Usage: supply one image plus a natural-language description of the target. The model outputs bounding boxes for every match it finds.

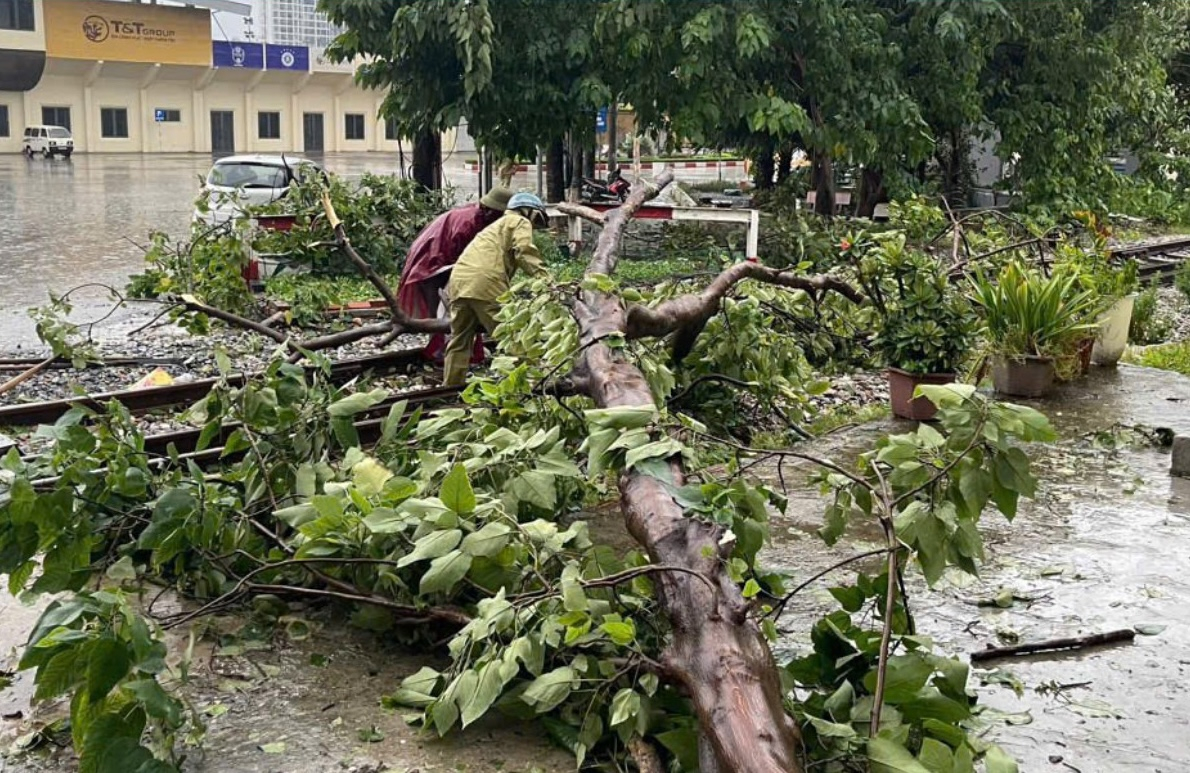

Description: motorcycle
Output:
[580,167,631,203]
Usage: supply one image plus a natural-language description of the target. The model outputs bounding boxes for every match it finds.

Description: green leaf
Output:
[1134,623,1166,636]
[808,715,857,739]
[397,529,462,568]
[585,405,656,430]
[600,620,636,646]
[352,457,393,496]
[357,725,385,743]
[105,556,137,582]
[656,727,700,771]
[521,667,575,713]
[86,638,131,704]
[327,388,387,418]
[388,666,441,708]
[862,654,933,703]
[868,736,932,773]
[259,741,287,754]
[507,471,556,510]
[123,679,182,726]
[917,738,954,773]
[609,687,641,727]
[460,661,507,727]
[460,522,512,557]
[984,745,1019,773]
[440,464,476,515]
[419,550,472,595]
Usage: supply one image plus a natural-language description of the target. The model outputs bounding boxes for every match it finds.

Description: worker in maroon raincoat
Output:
[396,186,513,362]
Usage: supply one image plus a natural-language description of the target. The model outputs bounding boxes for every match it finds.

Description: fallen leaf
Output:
[1134,623,1166,636]
[1064,699,1124,719]
[357,725,385,743]
[203,704,229,718]
[259,741,287,754]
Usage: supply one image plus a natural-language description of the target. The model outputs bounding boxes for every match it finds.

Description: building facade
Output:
[0,0,403,155]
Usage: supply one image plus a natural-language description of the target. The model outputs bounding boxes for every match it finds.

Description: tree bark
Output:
[607,103,619,172]
[546,138,566,203]
[812,150,835,216]
[568,133,583,202]
[753,139,776,190]
[572,173,802,773]
[776,143,794,186]
[412,130,442,191]
[856,167,884,218]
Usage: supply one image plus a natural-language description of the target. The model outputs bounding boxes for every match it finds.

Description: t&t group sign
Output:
[45,0,211,66]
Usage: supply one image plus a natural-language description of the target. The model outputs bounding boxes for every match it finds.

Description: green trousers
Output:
[443,297,500,386]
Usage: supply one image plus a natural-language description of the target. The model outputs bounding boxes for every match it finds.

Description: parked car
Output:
[194,154,325,225]
[23,125,74,158]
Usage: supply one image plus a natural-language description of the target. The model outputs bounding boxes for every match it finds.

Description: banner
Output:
[266,44,309,72]
[45,0,211,66]
[213,40,263,69]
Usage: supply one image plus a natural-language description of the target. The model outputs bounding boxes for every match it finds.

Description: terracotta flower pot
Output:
[887,368,956,421]
[991,355,1056,398]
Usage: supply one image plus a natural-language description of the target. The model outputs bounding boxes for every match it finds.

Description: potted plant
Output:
[871,253,974,421]
[1053,240,1139,367]
[970,261,1100,398]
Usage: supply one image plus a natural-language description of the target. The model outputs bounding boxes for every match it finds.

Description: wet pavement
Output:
[767,365,1190,773]
[0,153,746,348]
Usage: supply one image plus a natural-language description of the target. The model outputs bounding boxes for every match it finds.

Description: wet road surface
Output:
[767,365,1190,773]
[0,153,745,348]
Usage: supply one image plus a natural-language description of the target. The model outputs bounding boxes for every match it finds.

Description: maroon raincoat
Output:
[397,203,503,362]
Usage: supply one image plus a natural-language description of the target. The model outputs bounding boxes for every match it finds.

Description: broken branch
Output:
[555,202,608,225]
[970,629,1137,663]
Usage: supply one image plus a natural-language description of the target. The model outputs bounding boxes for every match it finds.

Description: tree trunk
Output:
[607,103,619,172]
[813,150,835,216]
[412,130,442,191]
[753,139,776,190]
[547,137,566,203]
[856,167,884,218]
[572,173,802,772]
[568,134,584,202]
[776,143,794,185]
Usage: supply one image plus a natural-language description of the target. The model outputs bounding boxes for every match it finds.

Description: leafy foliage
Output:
[1123,340,1190,376]
[970,261,1100,359]
[1128,280,1173,346]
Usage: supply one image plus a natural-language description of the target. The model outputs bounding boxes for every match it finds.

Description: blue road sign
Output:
[596,107,609,133]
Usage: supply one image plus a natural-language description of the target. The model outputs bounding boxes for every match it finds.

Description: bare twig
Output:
[768,548,892,621]
[0,356,55,397]
[555,202,608,225]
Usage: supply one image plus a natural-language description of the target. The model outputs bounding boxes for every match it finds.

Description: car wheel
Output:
[63,151,73,159]
[41,149,51,159]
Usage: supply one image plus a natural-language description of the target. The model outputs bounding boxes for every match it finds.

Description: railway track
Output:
[1110,236,1190,284]
[26,384,461,490]
[0,348,428,427]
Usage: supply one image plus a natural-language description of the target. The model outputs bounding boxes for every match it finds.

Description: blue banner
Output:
[596,107,608,133]
[266,44,309,72]
[213,41,264,69]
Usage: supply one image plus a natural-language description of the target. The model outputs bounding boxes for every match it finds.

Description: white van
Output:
[23,125,74,158]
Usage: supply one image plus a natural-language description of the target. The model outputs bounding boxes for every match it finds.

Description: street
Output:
[0,152,745,347]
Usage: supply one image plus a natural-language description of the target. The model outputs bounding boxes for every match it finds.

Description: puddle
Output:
[764,365,1190,772]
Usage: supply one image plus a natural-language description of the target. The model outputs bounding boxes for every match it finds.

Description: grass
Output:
[1123,341,1190,376]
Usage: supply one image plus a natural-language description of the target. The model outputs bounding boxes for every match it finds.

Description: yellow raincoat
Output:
[448,211,545,301]
[443,212,546,385]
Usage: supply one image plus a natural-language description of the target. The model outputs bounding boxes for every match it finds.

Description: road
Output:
[0,152,745,347]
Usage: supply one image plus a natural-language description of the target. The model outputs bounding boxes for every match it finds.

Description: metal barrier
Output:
[545,204,761,259]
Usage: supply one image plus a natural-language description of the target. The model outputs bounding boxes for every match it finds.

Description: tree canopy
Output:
[320,0,1190,211]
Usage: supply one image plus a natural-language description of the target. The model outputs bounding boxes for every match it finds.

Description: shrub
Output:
[1129,281,1173,345]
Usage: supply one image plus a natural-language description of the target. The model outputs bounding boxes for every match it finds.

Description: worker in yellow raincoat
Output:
[444,192,550,386]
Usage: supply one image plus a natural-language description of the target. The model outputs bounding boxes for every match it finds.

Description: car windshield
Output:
[207,162,291,189]
[48,128,71,138]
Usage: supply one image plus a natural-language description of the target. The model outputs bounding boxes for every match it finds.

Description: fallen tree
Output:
[1,176,1055,773]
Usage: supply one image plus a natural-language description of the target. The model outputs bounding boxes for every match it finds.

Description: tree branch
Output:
[555,202,607,225]
[320,189,450,335]
[624,263,864,359]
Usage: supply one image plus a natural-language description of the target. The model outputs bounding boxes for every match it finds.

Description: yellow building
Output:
[0,0,406,154]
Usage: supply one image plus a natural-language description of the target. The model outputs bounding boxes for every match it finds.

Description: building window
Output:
[384,116,399,141]
[156,109,181,123]
[0,0,35,31]
[0,105,9,138]
[42,106,71,131]
[101,108,129,139]
[344,113,364,141]
[258,111,281,140]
